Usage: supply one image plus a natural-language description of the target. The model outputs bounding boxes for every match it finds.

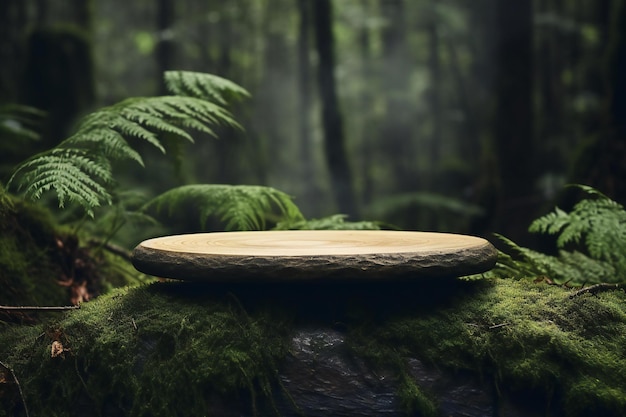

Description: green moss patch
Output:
[348,278,626,416]
[1,278,625,417]
[0,189,140,321]
[0,193,69,310]
[0,284,291,417]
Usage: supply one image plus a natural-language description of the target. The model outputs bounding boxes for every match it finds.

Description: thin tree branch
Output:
[0,360,30,417]
[88,239,132,261]
[569,283,625,299]
[0,305,80,311]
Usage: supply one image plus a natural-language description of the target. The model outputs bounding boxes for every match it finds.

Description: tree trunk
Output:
[492,0,536,242]
[312,0,358,217]
[156,0,176,94]
[379,0,416,193]
[0,0,26,101]
[296,0,320,214]
[572,0,626,203]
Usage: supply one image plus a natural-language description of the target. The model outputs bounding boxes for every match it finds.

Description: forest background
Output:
[1,0,625,249]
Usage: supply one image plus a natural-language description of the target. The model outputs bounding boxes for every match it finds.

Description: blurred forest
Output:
[1,0,625,246]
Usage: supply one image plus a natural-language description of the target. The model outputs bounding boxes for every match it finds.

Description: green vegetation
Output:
[1,278,624,417]
[1,67,625,416]
[349,278,626,417]
[8,71,248,217]
[492,185,626,285]
[144,184,304,231]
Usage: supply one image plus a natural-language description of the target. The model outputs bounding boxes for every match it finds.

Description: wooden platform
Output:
[131,230,497,283]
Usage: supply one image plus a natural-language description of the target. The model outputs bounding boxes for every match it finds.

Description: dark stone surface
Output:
[272,328,547,417]
[276,329,400,416]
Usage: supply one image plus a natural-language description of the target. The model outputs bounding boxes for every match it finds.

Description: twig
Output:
[0,305,80,312]
[489,323,510,330]
[88,239,132,261]
[0,360,30,417]
[569,283,625,299]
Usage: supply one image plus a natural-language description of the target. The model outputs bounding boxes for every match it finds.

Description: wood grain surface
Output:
[131,230,497,282]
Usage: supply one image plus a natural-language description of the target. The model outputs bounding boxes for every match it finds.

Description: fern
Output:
[529,185,626,273]
[491,233,617,284]
[164,71,250,105]
[143,184,304,231]
[0,104,45,141]
[274,214,381,230]
[493,185,626,284]
[8,71,248,216]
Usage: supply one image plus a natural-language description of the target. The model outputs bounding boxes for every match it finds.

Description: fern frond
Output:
[164,71,250,105]
[529,185,626,265]
[497,185,626,284]
[8,71,249,216]
[0,104,45,141]
[9,148,113,217]
[274,214,381,230]
[143,184,304,231]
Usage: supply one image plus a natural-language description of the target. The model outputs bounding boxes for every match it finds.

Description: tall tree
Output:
[312,0,357,216]
[572,0,626,203]
[156,0,176,94]
[379,0,416,193]
[296,0,318,211]
[491,0,536,242]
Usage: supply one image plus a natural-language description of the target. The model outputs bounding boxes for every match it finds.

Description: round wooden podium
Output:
[131,230,497,282]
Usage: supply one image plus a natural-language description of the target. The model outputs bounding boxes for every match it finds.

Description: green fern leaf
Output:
[8,71,249,216]
[143,184,304,231]
[9,149,113,216]
[164,71,250,104]
[498,185,626,284]
[275,214,381,230]
[0,104,45,141]
[528,207,570,236]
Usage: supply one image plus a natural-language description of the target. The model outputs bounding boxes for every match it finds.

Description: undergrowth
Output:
[491,185,626,285]
[347,278,626,417]
[1,279,625,417]
[0,284,291,417]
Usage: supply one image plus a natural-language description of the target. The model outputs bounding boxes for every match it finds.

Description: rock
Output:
[131,230,498,282]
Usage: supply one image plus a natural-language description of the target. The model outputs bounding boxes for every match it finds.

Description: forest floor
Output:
[1,192,625,417]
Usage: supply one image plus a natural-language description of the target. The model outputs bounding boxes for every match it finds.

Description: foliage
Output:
[0,192,72,310]
[491,185,626,284]
[274,213,381,230]
[7,71,249,217]
[365,191,484,230]
[144,184,304,231]
[2,279,625,416]
[0,104,44,142]
[349,278,626,417]
[0,283,291,416]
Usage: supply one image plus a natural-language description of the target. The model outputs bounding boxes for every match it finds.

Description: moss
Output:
[0,194,69,308]
[0,190,143,316]
[0,283,291,417]
[1,278,625,416]
[348,278,626,416]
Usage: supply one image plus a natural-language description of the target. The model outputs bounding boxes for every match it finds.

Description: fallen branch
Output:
[0,305,80,312]
[569,283,625,299]
[0,360,30,417]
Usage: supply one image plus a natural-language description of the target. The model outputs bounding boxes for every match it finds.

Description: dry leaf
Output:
[51,340,64,358]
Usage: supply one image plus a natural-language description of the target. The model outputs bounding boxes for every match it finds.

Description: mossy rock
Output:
[0,191,69,309]
[0,188,139,323]
[1,278,625,417]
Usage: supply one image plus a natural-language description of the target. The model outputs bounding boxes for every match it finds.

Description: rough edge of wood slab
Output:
[131,237,498,282]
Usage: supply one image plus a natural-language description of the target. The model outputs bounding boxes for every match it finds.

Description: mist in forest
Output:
[1,0,624,245]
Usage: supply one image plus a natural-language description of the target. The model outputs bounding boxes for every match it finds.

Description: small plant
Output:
[8,71,249,217]
[493,185,626,285]
[144,184,304,231]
